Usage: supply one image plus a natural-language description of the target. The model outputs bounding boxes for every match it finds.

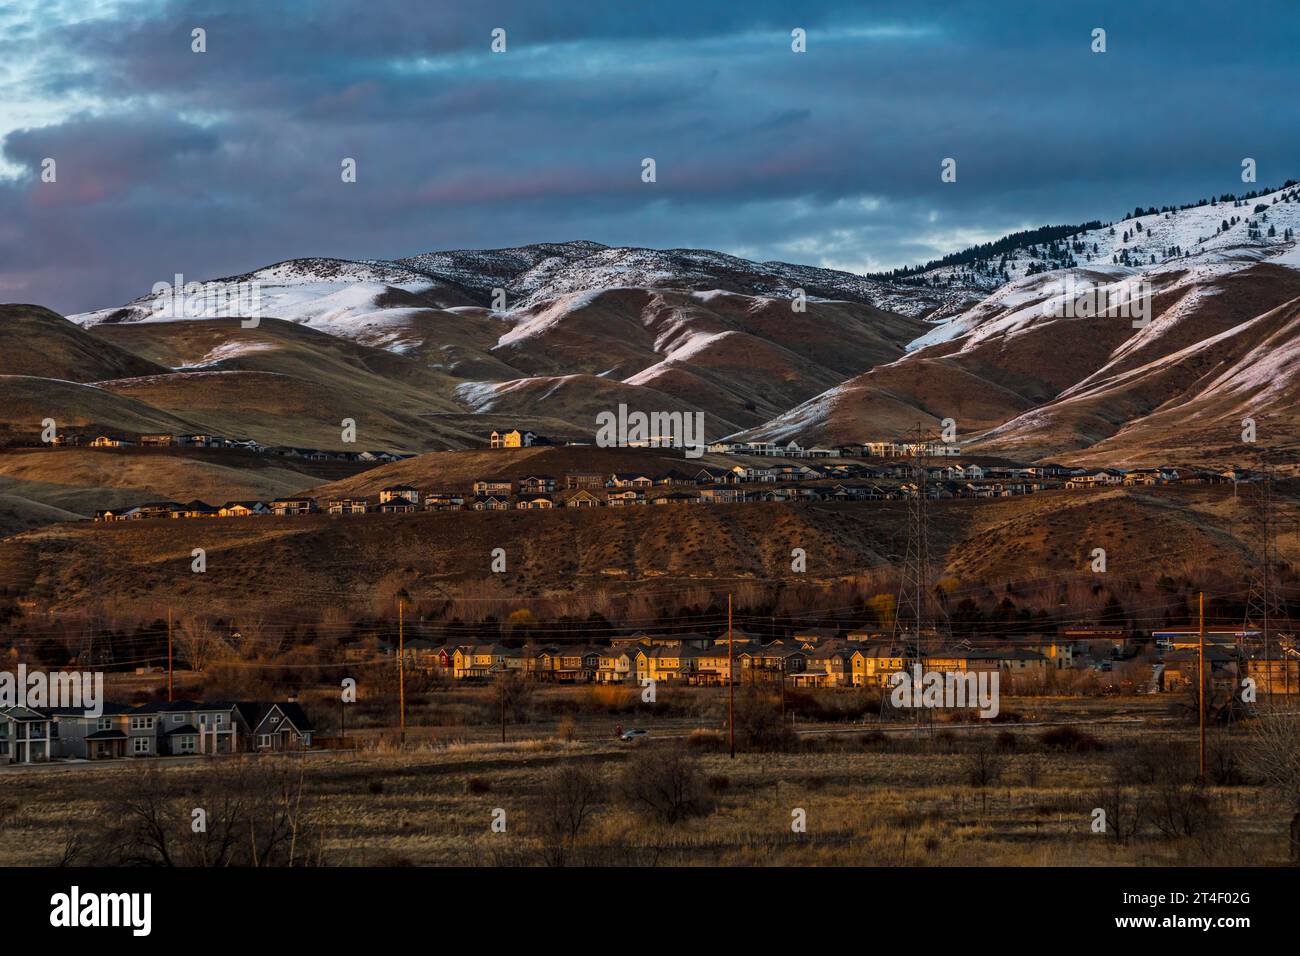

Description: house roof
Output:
[85,729,128,741]
[258,701,314,733]
[0,706,47,721]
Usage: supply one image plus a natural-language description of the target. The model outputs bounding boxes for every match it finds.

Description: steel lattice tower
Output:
[1243,461,1290,697]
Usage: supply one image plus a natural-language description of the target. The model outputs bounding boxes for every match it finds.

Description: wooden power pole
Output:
[167,607,173,702]
[728,592,735,760]
[1198,591,1206,782]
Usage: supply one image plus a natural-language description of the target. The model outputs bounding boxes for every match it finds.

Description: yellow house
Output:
[453,644,512,679]
[692,648,734,685]
[596,650,634,683]
[635,646,700,683]
[850,646,907,687]
[489,429,535,449]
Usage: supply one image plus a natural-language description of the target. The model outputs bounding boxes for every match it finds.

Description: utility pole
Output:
[167,607,173,702]
[500,678,506,744]
[398,598,406,748]
[728,592,735,759]
[1198,591,1206,782]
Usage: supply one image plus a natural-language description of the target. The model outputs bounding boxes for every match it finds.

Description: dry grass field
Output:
[0,714,1286,867]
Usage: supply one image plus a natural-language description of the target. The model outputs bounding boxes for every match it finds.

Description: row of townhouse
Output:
[1064,467,1247,489]
[51,432,410,463]
[386,632,1068,689]
[97,474,1051,521]
[0,699,314,765]
[706,440,846,458]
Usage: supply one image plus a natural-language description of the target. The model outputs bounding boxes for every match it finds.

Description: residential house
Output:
[270,497,318,516]
[635,646,702,683]
[153,700,250,755]
[0,707,53,763]
[516,494,555,510]
[652,491,701,505]
[249,702,314,751]
[470,495,511,511]
[518,475,557,494]
[607,489,646,506]
[490,429,536,449]
[565,473,605,490]
[327,498,369,515]
[379,485,420,506]
[698,487,743,504]
[473,478,513,497]
[219,500,271,517]
[47,704,135,759]
[691,647,734,685]
[453,645,514,679]
[851,646,907,688]
[425,492,466,511]
[562,489,603,508]
[608,473,655,490]
[595,649,635,683]
[738,643,808,679]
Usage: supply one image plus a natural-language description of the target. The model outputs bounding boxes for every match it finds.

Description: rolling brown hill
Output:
[0,447,357,521]
[302,445,732,499]
[744,259,1300,467]
[0,304,168,382]
[3,484,1289,620]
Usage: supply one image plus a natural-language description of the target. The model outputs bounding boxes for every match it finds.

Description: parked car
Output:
[619,728,648,742]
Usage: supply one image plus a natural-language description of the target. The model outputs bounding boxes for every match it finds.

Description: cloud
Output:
[2,0,1298,313]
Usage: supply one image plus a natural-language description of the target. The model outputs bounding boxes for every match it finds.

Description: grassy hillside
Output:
[0,447,359,520]
[2,484,1289,620]
[0,304,167,382]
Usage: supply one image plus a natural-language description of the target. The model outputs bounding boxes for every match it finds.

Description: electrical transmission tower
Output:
[1243,460,1292,698]
[893,429,953,730]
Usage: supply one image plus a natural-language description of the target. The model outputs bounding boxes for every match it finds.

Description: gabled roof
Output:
[256,701,314,733]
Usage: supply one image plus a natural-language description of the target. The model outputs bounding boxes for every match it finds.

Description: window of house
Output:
[172,714,183,723]
[258,734,272,748]
[98,718,112,730]
[133,737,150,754]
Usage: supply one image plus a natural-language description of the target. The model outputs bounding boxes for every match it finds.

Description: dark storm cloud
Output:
[1,0,1297,312]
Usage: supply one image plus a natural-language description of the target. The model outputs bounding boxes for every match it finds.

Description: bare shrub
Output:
[965,747,1003,788]
[1088,775,1145,845]
[733,685,796,751]
[65,759,324,867]
[535,763,604,866]
[1040,726,1103,752]
[1243,707,1300,862]
[618,745,713,824]
[556,715,579,743]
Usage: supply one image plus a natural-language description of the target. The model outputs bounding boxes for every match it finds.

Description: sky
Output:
[2,0,1298,314]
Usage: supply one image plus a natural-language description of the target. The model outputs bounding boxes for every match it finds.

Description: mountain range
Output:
[4,179,1300,474]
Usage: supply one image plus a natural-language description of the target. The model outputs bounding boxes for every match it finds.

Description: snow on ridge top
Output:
[226,256,431,286]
